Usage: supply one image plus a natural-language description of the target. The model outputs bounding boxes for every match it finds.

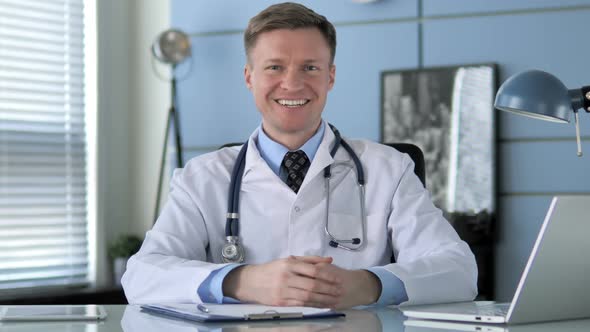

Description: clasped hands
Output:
[223,256,382,309]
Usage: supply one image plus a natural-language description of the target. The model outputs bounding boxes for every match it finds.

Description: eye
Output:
[266,65,281,71]
[304,65,319,71]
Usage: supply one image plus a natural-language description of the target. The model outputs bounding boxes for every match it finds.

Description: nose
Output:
[280,68,304,91]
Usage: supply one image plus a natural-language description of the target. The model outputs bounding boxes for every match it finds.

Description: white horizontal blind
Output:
[0,0,89,290]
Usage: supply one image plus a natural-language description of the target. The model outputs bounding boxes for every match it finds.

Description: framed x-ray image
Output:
[381,64,497,214]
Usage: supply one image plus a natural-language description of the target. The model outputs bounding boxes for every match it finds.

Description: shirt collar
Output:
[256,121,326,176]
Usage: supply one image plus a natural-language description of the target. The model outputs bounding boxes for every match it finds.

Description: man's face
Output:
[245,28,335,146]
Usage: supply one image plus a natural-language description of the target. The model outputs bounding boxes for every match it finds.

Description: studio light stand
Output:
[151,29,192,223]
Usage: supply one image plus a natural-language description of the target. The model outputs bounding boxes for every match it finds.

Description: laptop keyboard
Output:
[472,303,510,317]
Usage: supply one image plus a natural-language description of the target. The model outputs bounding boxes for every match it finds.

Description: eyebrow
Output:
[262,58,321,64]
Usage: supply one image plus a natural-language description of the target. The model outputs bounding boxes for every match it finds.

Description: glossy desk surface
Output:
[1,305,590,332]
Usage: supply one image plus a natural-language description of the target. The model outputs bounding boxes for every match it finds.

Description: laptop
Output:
[403,317,590,332]
[404,318,508,332]
[401,195,590,325]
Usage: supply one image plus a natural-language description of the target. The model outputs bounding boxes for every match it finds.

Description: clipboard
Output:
[140,303,345,323]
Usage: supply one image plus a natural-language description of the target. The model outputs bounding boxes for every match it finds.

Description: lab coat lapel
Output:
[299,122,336,188]
[238,123,342,191]
[240,128,285,188]
[242,129,266,177]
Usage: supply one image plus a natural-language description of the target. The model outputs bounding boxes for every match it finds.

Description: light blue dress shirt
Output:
[197,122,408,305]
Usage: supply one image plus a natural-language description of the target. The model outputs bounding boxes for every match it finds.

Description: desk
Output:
[0,305,589,332]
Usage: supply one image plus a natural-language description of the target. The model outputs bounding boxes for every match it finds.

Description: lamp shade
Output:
[151,29,191,65]
[494,70,572,123]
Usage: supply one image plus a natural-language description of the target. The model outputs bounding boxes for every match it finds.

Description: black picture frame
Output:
[381,63,498,300]
[381,63,497,215]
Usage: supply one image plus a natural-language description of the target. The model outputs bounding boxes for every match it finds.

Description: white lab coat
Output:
[122,125,478,305]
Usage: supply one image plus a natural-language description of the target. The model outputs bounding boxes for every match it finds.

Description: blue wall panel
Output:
[500,113,590,141]
[422,10,590,139]
[176,34,257,147]
[499,141,590,193]
[172,0,417,33]
[324,23,418,141]
[423,0,590,16]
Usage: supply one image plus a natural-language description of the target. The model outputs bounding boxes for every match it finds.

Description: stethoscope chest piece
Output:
[221,236,244,263]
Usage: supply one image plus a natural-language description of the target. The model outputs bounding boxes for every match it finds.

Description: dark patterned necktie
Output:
[282,150,311,193]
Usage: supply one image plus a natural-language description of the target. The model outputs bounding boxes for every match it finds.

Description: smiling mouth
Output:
[275,99,310,108]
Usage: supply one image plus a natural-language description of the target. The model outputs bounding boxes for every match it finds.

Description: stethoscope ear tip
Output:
[329,241,339,248]
[352,238,361,245]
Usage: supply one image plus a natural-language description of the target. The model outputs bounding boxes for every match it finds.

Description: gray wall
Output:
[171,0,590,300]
[96,0,170,287]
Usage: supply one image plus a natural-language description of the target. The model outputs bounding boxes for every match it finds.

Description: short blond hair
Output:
[244,2,337,64]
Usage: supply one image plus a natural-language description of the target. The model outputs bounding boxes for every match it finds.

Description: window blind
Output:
[0,0,89,290]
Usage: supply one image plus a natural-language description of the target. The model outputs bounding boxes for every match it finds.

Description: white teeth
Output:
[277,99,308,107]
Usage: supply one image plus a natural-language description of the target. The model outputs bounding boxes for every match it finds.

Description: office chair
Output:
[219,142,426,187]
[383,143,426,187]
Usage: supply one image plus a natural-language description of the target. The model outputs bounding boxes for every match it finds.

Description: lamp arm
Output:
[568,86,589,157]
[569,86,590,113]
[582,85,590,113]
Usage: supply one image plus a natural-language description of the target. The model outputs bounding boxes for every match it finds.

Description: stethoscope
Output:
[221,124,367,263]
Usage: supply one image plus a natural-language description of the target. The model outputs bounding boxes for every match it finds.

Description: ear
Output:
[244,64,253,90]
[328,64,336,91]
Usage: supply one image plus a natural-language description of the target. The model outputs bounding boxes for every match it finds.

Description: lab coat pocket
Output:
[326,212,390,269]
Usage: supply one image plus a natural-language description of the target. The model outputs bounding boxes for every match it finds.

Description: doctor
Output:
[122,2,477,309]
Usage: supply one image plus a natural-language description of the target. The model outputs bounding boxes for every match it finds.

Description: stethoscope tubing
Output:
[226,141,248,237]
[224,124,366,262]
[324,174,367,251]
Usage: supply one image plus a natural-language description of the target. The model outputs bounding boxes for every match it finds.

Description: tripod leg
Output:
[154,107,173,224]
[171,105,183,168]
[171,77,184,168]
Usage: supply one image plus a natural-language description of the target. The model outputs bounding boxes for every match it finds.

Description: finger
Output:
[291,255,333,264]
[286,274,343,297]
[277,299,332,309]
[282,287,340,307]
[289,261,342,284]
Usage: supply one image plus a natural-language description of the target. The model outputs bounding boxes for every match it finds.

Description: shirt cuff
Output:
[197,264,245,304]
[366,267,408,306]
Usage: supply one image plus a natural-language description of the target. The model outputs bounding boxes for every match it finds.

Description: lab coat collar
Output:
[242,120,338,187]
[242,130,271,180]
